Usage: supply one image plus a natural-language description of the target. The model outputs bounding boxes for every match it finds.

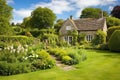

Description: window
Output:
[66,26,71,30]
[86,35,93,42]
[64,36,73,44]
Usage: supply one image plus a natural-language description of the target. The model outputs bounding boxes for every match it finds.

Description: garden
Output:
[0,0,120,80]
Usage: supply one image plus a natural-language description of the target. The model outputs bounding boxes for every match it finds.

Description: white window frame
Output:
[64,36,73,44]
[86,35,93,42]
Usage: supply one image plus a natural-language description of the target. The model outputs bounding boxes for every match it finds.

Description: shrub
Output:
[0,42,7,49]
[30,30,41,37]
[68,52,80,64]
[97,43,109,50]
[106,17,120,28]
[62,56,72,65]
[13,27,22,34]
[107,26,120,40]
[0,35,34,45]
[108,30,120,52]
[92,30,107,45]
[48,48,67,59]
[32,50,55,70]
[0,61,31,76]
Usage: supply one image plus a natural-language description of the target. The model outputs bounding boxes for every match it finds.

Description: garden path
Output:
[51,55,76,71]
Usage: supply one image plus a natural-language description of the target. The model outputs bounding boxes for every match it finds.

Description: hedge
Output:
[108,30,120,52]
[107,26,120,40]
[0,35,34,44]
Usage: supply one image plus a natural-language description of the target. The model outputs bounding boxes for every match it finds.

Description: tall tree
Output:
[21,17,31,28]
[0,0,12,21]
[111,5,120,19]
[80,7,108,18]
[0,0,13,35]
[30,7,56,29]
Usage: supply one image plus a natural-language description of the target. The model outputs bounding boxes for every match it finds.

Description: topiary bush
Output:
[107,26,120,40]
[108,30,120,52]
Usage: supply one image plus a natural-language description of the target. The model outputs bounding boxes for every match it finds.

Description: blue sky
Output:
[7,0,120,24]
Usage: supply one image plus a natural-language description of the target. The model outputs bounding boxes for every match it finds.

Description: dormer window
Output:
[66,26,71,30]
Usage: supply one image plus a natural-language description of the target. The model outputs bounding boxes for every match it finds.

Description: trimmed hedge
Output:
[108,30,120,52]
[0,35,34,44]
[107,26,120,40]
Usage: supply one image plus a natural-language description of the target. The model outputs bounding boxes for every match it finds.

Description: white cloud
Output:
[31,0,117,17]
[32,0,74,14]
[12,0,118,23]
[11,20,22,24]
[68,0,117,17]
[13,9,32,17]
[109,6,114,11]
[7,0,14,4]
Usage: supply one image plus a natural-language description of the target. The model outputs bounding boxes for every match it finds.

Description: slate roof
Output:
[73,18,106,31]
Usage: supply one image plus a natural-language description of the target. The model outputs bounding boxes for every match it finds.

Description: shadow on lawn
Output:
[94,50,120,58]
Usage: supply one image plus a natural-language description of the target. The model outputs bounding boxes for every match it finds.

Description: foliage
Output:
[97,43,109,50]
[111,5,120,19]
[13,26,23,34]
[78,33,87,45]
[32,50,55,70]
[80,7,108,18]
[30,7,56,29]
[0,50,120,80]
[0,17,13,35]
[62,56,72,65]
[0,61,31,76]
[54,19,64,33]
[92,30,106,45]
[48,48,87,65]
[21,17,31,28]
[107,26,120,40]
[0,0,13,21]
[67,30,78,45]
[106,17,120,28]
[0,35,34,45]
[0,0,13,35]
[108,30,120,52]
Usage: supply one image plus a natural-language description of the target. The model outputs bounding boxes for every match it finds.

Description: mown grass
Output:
[0,50,120,80]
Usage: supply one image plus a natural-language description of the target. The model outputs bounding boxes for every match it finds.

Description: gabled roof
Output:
[73,18,106,31]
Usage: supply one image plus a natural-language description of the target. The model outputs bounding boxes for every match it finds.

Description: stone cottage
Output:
[59,16,107,43]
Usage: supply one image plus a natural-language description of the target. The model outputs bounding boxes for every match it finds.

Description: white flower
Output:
[25,49,28,52]
[10,45,14,50]
[12,49,16,53]
[7,47,10,50]
[25,45,28,48]
[0,48,2,51]
[17,50,20,53]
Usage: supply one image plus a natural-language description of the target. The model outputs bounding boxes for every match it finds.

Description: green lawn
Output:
[0,50,120,80]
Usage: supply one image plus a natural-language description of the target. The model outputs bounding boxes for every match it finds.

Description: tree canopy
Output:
[111,5,120,19]
[0,0,13,21]
[106,17,120,28]
[0,0,13,35]
[80,7,108,18]
[30,7,56,29]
